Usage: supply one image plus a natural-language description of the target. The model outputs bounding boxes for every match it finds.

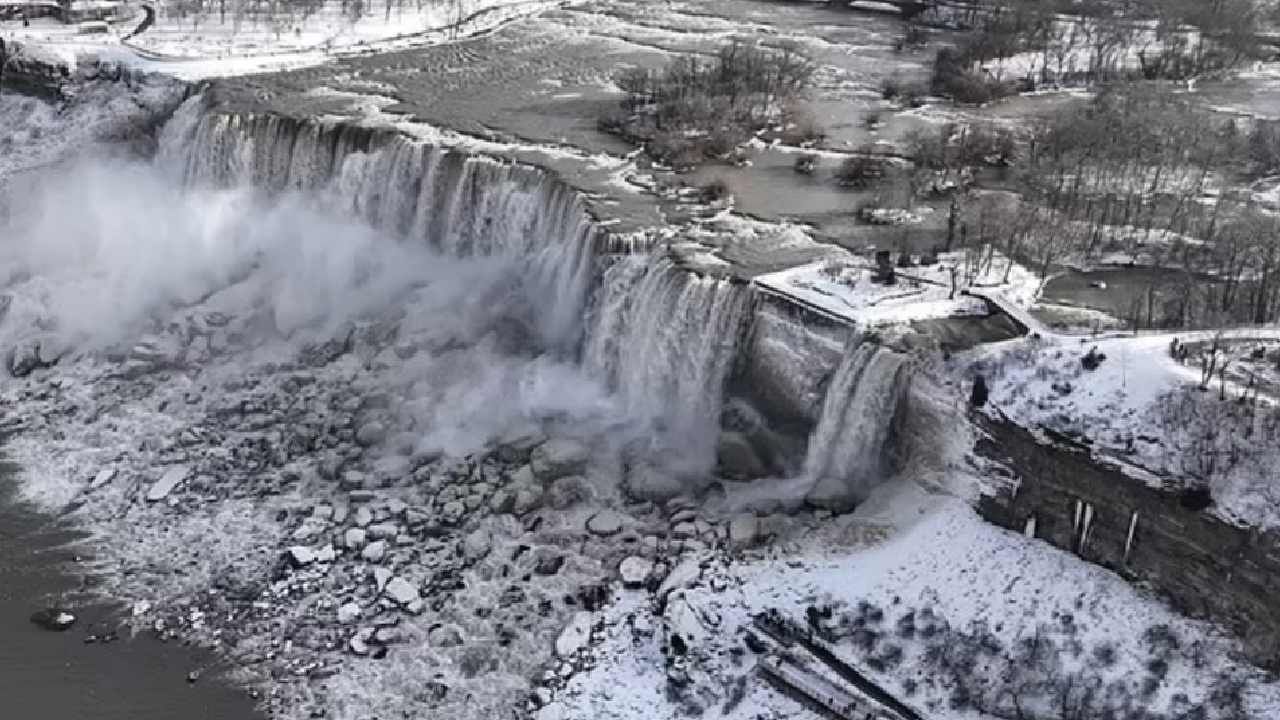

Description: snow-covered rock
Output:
[146,466,189,502]
[337,602,362,624]
[619,556,654,588]
[384,576,419,607]
[555,611,594,658]
[727,514,760,549]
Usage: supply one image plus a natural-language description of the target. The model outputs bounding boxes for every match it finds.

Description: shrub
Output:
[603,37,817,165]
[793,153,819,175]
[701,178,732,203]
[835,152,890,188]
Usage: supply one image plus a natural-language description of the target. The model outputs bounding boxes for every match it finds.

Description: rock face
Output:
[146,466,189,502]
[976,416,1280,670]
[715,431,767,479]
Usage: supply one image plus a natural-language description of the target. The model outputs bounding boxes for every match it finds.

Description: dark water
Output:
[0,472,262,720]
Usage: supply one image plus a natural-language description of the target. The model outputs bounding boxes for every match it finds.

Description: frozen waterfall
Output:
[160,102,598,349]
[803,339,913,505]
[584,254,753,467]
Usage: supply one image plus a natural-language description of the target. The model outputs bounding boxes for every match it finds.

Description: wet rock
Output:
[511,485,543,515]
[356,421,387,447]
[555,611,594,658]
[530,439,589,482]
[547,475,591,510]
[619,556,654,588]
[9,337,62,377]
[624,464,686,503]
[804,475,858,513]
[146,466,188,502]
[586,510,624,537]
[30,608,76,631]
[716,431,767,479]
[384,576,419,607]
[488,489,516,514]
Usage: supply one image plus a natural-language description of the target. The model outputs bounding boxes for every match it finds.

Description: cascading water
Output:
[160,101,597,349]
[803,339,913,505]
[584,253,754,467]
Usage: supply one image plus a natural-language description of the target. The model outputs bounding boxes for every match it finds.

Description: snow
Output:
[966,326,1280,528]
[1,0,565,78]
[543,484,1280,720]
[754,251,1041,328]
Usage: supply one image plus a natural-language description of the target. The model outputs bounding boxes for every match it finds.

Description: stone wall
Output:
[974,416,1280,669]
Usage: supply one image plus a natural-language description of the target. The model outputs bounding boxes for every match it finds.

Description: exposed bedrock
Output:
[976,417,1280,670]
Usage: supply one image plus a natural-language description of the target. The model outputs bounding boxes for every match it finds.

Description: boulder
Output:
[547,475,591,510]
[511,485,543,515]
[361,540,388,563]
[586,510,625,537]
[146,466,188,502]
[384,576,419,607]
[623,464,686,503]
[555,611,594,658]
[530,439,589,482]
[715,432,768,479]
[286,546,316,568]
[344,528,368,550]
[356,421,388,447]
[619,556,654,588]
[461,529,492,561]
[337,602,362,624]
[373,567,392,592]
[804,476,858,513]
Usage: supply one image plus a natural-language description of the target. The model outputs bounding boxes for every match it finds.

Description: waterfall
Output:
[584,254,753,465]
[803,339,913,505]
[159,105,598,349]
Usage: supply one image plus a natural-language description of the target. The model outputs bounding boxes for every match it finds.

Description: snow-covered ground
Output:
[967,326,1280,529]
[755,250,1041,328]
[543,482,1280,720]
